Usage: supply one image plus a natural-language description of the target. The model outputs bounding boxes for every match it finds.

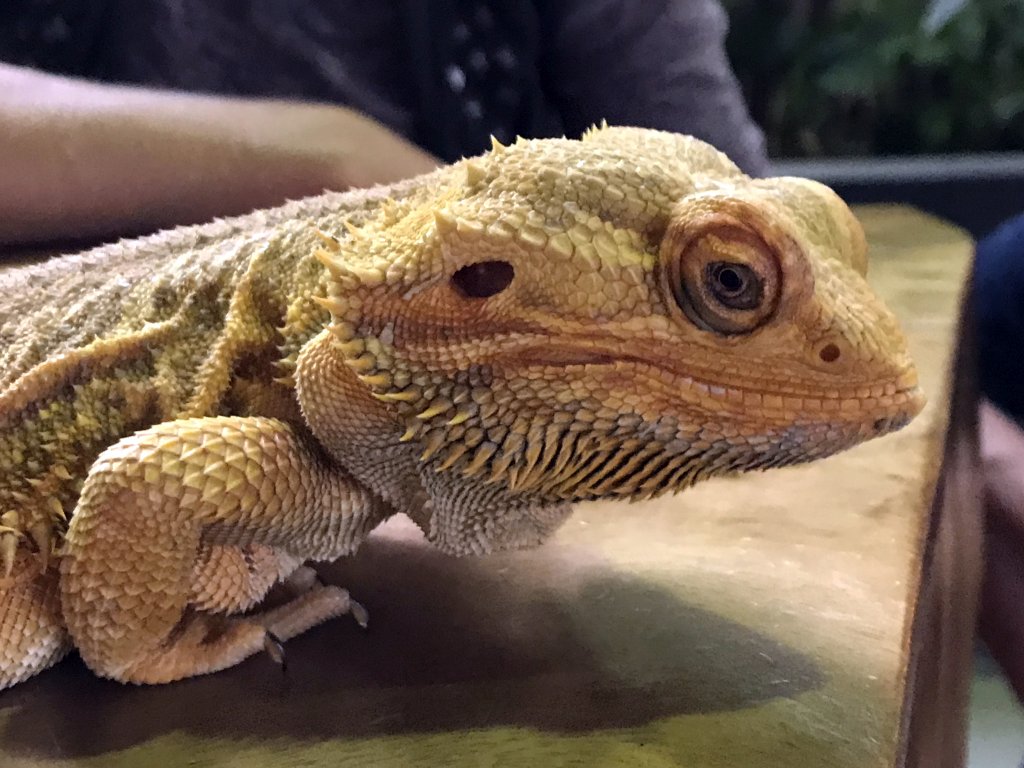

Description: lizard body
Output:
[0,126,923,688]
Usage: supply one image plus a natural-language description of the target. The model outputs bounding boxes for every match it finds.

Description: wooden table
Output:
[0,206,972,768]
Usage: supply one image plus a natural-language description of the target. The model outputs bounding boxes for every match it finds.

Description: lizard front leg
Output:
[0,554,70,689]
[60,416,388,685]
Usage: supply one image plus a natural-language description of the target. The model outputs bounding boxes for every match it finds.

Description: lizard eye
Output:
[451,260,514,298]
[667,226,781,335]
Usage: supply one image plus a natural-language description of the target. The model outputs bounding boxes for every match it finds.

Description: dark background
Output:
[725,0,1024,236]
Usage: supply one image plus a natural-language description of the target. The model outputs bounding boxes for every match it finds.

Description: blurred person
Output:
[974,213,1024,703]
[874,212,1024,767]
[0,1,767,247]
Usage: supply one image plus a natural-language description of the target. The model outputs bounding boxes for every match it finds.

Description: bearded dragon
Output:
[0,126,924,689]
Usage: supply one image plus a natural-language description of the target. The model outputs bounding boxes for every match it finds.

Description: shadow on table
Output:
[0,521,823,760]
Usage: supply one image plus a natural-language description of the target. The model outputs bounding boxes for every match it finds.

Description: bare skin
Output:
[0,63,438,247]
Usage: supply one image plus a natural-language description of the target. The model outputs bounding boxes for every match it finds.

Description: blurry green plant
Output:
[723,0,1024,157]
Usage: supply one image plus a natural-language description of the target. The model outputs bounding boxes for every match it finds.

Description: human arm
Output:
[978,399,1024,701]
[0,63,438,247]
[972,212,1024,702]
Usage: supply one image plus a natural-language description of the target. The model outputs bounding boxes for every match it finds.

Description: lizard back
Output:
[0,173,438,527]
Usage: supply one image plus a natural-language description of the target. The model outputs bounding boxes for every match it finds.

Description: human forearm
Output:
[0,64,438,246]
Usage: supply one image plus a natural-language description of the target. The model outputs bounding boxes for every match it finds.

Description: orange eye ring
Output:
[665,224,782,335]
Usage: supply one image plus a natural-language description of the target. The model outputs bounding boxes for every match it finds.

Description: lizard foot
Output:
[260,583,367,672]
[60,416,386,685]
[112,584,362,685]
[258,582,367,637]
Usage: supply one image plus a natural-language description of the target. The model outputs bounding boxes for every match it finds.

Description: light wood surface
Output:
[0,206,972,767]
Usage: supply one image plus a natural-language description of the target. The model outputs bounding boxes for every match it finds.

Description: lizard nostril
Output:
[818,343,841,363]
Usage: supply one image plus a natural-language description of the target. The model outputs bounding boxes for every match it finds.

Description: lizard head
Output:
[314,126,924,505]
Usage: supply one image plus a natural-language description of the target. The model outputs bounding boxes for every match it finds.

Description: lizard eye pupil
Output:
[707,262,761,310]
[451,260,514,298]
[713,265,743,293]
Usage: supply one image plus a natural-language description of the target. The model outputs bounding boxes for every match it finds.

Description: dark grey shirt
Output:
[1,0,767,174]
[975,213,1024,427]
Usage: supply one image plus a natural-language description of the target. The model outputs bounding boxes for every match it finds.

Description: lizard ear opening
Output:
[451,261,515,298]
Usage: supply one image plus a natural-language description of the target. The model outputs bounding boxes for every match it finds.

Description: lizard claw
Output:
[350,598,369,630]
[262,630,287,674]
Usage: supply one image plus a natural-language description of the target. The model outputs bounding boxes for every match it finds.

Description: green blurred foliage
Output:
[723,0,1024,157]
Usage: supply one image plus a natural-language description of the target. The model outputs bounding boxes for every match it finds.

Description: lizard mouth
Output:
[505,343,926,430]
[865,384,926,435]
